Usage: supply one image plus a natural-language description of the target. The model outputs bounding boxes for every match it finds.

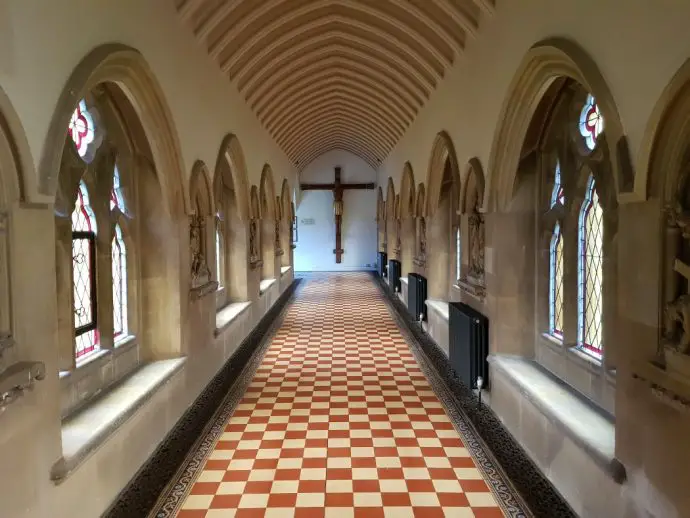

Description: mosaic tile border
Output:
[371,273,577,518]
[102,279,303,518]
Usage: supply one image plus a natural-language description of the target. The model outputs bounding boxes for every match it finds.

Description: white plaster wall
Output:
[0,0,298,200]
[378,0,690,193]
[294,150,377,271]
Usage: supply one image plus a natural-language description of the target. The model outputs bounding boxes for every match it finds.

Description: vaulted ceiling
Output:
[175,0,496,169]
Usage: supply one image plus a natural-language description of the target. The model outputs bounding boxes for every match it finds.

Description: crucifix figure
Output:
[300,166,375,263]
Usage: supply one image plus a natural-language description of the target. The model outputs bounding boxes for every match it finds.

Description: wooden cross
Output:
[300,166,375,263]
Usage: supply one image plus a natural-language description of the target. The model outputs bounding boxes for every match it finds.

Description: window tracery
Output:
[579,94,604,151]
[112,223,127,340]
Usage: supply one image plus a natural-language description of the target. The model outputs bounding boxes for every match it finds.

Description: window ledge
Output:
[400,276,408,286]
[425,299,449,322]
[259,278,277,294]
[280,266,292,276]
[215,301,252,337]
[51,357,186,484]
[60,336,138,382]
[488,355,625,483]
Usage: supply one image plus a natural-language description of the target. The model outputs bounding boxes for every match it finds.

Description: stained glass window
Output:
[69,99,96,160]
[110,165,126,212]
[72,181,99,359]
[549,223,564,339]
[578,175,604,358]
[456,227,461,280]
[112,224,128,340]
[579,94,604,151]
[550,161,565,207]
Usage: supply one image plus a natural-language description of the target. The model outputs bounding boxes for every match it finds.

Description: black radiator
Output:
[407,273,428,322]
[388,259,401,293]
[449,302,489,390]
[377,252,388,277]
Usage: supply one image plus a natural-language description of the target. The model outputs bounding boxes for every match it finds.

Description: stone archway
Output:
[399,163,416,278]
[487,38,633,212]
[259,164,278,279]
[385,177,396,262]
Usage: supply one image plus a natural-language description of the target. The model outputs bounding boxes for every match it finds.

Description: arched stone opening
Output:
[424,132,461,300]
[214,134,252,306]
[53,79,183,416]
[376,186,385,253]
[385,177,396,261]
[487,38,633,213]
[259,164,278,280]
[279,179,292,268]
[399,163,416,278]
[413,183,427,275]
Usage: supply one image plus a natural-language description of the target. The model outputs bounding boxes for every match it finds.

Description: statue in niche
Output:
[249,218,260,265]
[395,218,401,256]
[190,215,211,288]
[418,217,426,260]
[467,208,485,285]
[274,219,283,255]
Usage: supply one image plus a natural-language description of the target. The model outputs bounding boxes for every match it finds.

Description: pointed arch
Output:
[376,187,384,222]
[415,183,426,217]
[424,131,460,217]
[214,134,251,221]
[399,162,416,220]
[38,43,188,216]
[280,178,291,222]
[460,158,486,214]
[385,177,396,220]
[250,185,261,220]
[189,160,214,216]
[487,38,631,212]
[259,164,277,219]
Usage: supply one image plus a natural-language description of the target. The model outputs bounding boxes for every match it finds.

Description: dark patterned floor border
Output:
[370,273,577,518]
[102,278,304,518]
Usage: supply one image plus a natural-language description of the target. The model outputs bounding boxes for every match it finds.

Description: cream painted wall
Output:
[0,0,297,200]
[294,150,377,271]
[378,0,690,194]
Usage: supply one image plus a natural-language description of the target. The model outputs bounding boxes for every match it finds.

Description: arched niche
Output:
[279,179,292,266]
[424,132,461,300]
[188,161,216,296]
[487,38,633,212]
[0,87,28,362]
[424,131,461,219]
[259,164,277,279]
[213,135,251,305]
[413,183,427,272]
[376,187,385,253]
[399,163,417,276]
[248,185,262,268]
[643,58,690,382]
[457,158,487,296]
[385,177,397,260]
[39,43,188,217]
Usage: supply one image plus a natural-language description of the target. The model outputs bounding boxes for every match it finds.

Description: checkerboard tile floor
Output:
[176,273,506,517]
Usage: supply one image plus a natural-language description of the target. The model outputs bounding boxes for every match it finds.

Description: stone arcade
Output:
[0,2,689,518]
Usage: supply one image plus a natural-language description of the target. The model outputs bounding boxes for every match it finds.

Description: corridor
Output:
[153,273,520,517]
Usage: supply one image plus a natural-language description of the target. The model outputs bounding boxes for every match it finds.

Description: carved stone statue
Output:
[190,215,211,288]
[395,218,401,256]
[249,218,259,264]
[419,217,426,258]
[467,210,485,283]
[274,219,283,255]
[664,295,690,353]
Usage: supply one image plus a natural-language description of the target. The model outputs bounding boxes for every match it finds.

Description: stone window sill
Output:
[280,266,292,276]
[51,357,186,484]
[539,333,615,380]
[59,336,138,383]
[215,301,252,337]
[260,278,277,294]
[400,276,408,286]
[488,355,625,483]
[425,299,449,322]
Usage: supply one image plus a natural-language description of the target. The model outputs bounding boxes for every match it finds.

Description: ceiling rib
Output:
[176,0,496,169]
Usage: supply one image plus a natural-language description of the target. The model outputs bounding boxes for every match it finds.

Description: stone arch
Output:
[376,187,384,222]
[415,183,426,217]
[39,43,188,216]
[460,158,486,215]
[189,160,214,216]
[424,131,461,217]
[399,162,416,220]
[280,179,291,221]
[639,58,690,202]
[487,37,632,212]
[214,134,251,221]
[259,164,277,220]
[385,177,396,219]
[0,87,29,343]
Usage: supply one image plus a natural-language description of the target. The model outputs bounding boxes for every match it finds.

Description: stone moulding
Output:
[457,276,486,301]
[189,280,218,301]
[633,362,690,414]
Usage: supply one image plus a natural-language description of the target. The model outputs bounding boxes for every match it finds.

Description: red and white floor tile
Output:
[166,273,510,517]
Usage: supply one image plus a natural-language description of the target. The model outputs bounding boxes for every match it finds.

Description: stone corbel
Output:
[190,280,218,301]
[0,360,46,414]
[457,276,486,301]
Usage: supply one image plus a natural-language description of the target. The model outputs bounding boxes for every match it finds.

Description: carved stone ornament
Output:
[394,218,402,257]
[414,218,426,267]
[189,215,217,299]
[249,218,262,268]
[274,220,283,256]
[466,209,485,285]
